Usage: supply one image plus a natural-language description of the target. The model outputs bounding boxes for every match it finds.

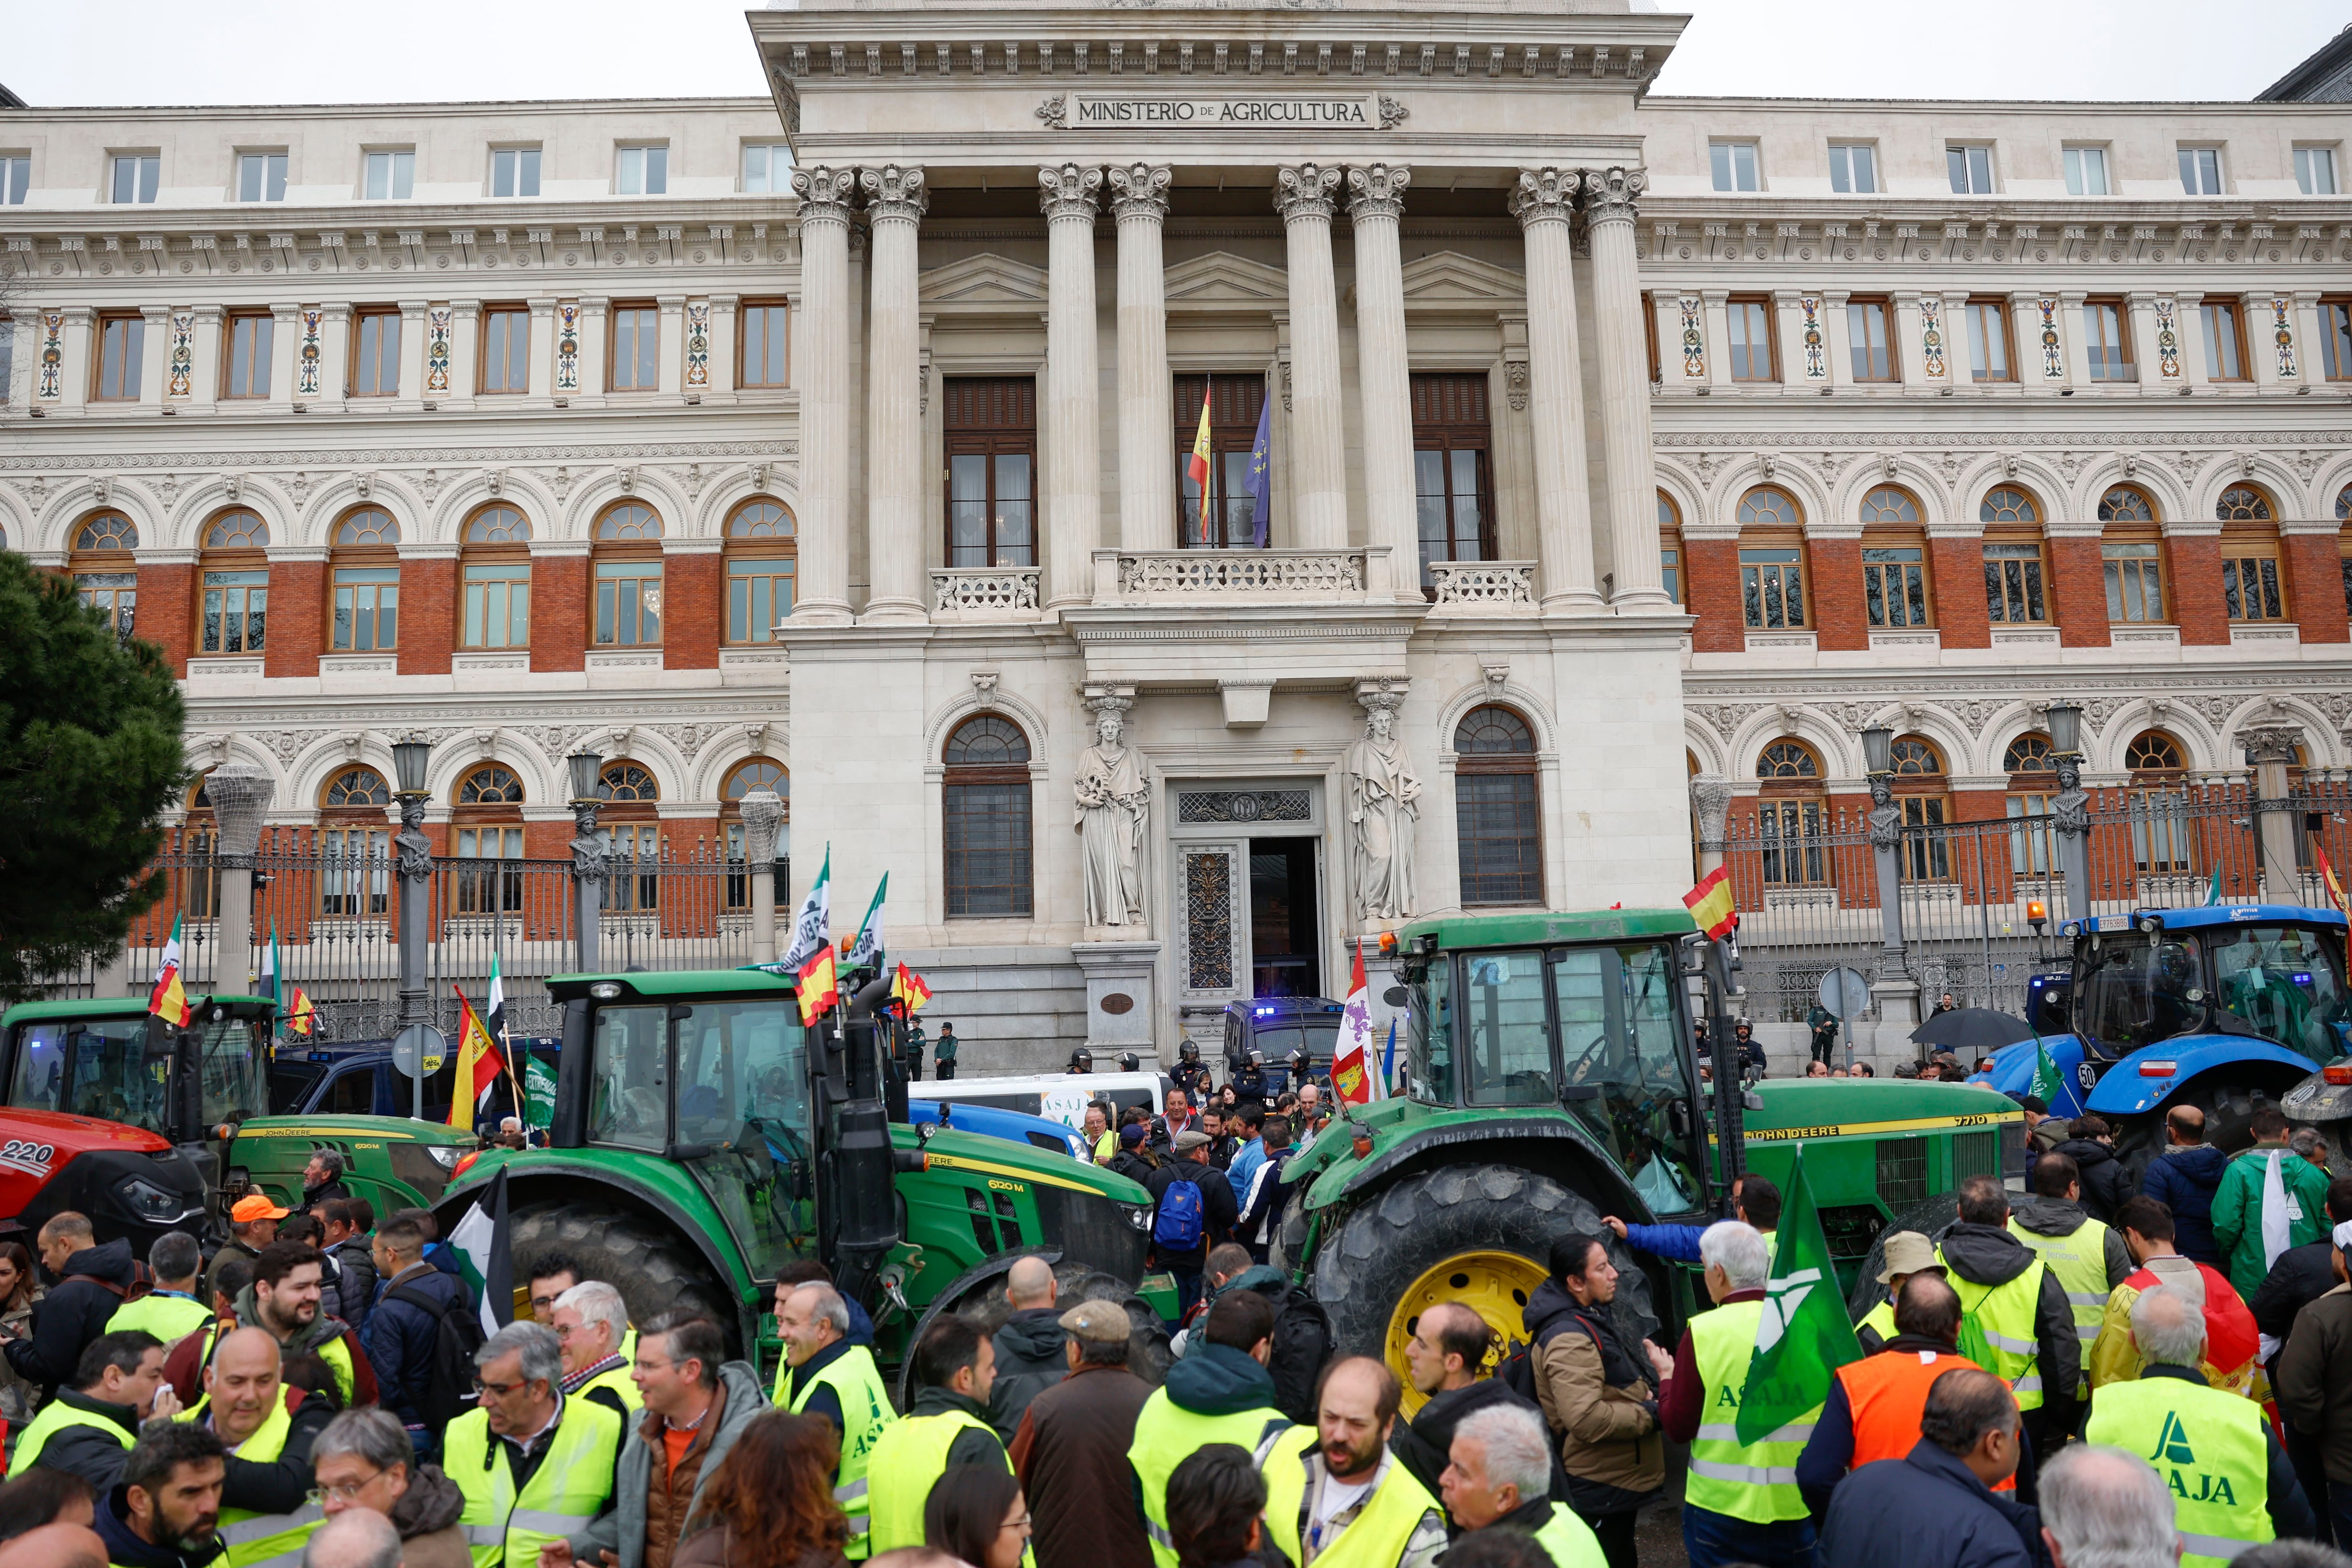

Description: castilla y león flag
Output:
[1332,944,1377,1106]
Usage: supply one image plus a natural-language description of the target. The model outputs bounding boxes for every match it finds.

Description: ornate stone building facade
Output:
[2,1,2349,1065]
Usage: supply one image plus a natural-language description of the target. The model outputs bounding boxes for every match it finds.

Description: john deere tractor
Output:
[430,963,1158,1375]
[1271,908,2025,1407]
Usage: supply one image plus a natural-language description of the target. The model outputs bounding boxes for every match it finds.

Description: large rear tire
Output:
[511,1201,736,1345]
[1844,1194,1961,1322]
[1307,1163,1655,1414]
[2113,1078,2279,1187]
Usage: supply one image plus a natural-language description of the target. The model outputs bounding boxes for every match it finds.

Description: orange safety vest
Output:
[1837,1348,2016,1493]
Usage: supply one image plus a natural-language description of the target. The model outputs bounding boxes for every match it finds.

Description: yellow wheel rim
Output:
[1386,1250,1549,1416]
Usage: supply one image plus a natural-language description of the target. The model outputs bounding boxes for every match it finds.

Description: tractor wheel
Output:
[1843,1194,1962,1322]
[512,1201,736,1347]
[1308,1163,1653,1417]
[894,1253,1164,1406]
[2113,1079,2279,1187]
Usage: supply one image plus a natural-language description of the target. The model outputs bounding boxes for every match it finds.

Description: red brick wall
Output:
[262,558,324,679]
[1930,536,1992,650]
[2047,537,2111,648]
[1685,538,1744,653]
[2285,533,2349,645]
[1808,537,1868,652]
[532,553,587,673]
[135,561,194,677]
[398,556,456,676]
[2167,534,2230,646]
[664,552,722,671]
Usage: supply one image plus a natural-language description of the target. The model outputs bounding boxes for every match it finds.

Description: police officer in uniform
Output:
[865,1316,1009,1555]
[1067,1048,1094,1075]
[1172,1042,1214,1103]
[1234,1051,1270,1103]
[444,1321,623,1568]
[2083,1284,2312,1566]
[776,1281,896,1559]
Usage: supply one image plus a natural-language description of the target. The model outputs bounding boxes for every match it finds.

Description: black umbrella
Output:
[1910,1007,2037,1054]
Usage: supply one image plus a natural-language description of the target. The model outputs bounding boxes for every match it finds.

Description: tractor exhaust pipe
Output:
[832,963,906,1308]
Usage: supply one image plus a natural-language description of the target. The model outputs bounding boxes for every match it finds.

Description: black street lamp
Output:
[567,749,607,973]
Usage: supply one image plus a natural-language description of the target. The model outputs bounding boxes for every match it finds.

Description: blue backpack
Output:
[1153,1177,1206,1251]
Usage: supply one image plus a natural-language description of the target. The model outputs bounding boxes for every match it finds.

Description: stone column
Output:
[1273,164,1348,551]
[526,298,557,403]
[207,763,273,993]
[1348,163,1421,602]
[392,302,427,413]
[137,306,171,409]
[1040,163,1104,608]
[1691,774,1733,878]
[1109,164,1174,552]
[1582,167,1668,606]
[861,164,929,622]
[266,304,301,414]
[655,295,686,398]
[739,789,785,963]
[1509,169,1601,612]
[789,167,859,624]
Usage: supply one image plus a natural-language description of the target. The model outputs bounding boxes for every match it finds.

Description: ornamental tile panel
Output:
[2154,299,2181,379]
[1799,296,1824,380]
[425,306,452,395]
[297,308,323,397]
[2272,296,2297,379]
[556,302,580,392]
[1679,294,1705,379]
[36,310,62,400]
[1918,297,1946,379]
[2037,297,2063,379]
[684,301,710,389]
[167,311,194,399]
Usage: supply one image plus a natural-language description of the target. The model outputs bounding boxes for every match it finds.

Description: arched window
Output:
[1979,486,2050,628]
[318,766,390,918]
[2220,491,2288,624]
[1658,492,1683,605]
[200,508,270,656]
[1454,706,1541,907]
[452,764,524,914]
[2125,731,2193,877]
[2097,486,2156,523]
[1755,738,1826,888]
[2340,486,2352,625]
[592,502,663,649]
[1981,488,2039,525]
[2004,734,2056,775]
[2100,486,2166,626]
[330,507,402,653]
[2006,733,2059,877]
[943,716,1033,918]
[724,498,796,645]
[1737,487,1806,630]
[597,761,661,912]
[461,503,532,651]
[70,510,139,642]
[2338,484,2351,521]
[1860,486,1931,629]
[721,757,790,911]
[181,773,220,919]
[2216,486,2275,523]
[1889,735,1950,880]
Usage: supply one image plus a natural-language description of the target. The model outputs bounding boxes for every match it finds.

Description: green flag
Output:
[1735,1150,1862,1442]
[2204,866,2224,906]
[2028,1037,2063,1104]
[523,1053,557,1131]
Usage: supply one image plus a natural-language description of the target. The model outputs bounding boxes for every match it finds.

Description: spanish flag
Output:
[1186,378,1215,520]
[448,987,505,1134]
[1684,866,1737,939]
[892,962,932,1014]
[284,987,315,1036]
[148,915,191,1028]
[2320,847,2351,922]
[797,944,840,1026]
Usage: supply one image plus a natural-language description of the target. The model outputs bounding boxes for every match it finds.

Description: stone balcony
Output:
[1426,559,1537,613]
[930,567,1044,621]
[1089,546,1397,606]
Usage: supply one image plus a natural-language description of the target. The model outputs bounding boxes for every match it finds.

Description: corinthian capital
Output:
[1579,166,1647,226]
[2238,724,2306,766]
[1345,163,1411,223]
[858,164,928,224]
[790,166,859,226]
[1273,163,1343,223]
[1039,163,1103,223]
[1107,162,1172,223]
[1508,167,1577,230]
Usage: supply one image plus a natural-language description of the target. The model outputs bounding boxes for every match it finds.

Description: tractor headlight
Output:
[589,981,624,1001]
[116,1177,191,1223]
[1119,1201,1153,1233]
[425,1145,463,1170]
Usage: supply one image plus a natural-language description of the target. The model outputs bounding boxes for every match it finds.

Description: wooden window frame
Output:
[1726,295,1778,382]
[460,504,532,652]
[477,304,530,396]
[198,509,271,656]
[1172,373,1269,549]
[1966,298,2016,382]
[222,309,274,400]
[451,762,529,916]
[1454,706,1544,907]
[942,716,1035,920]
[591,503,665,649]
[2201,299,2250,382]
[92,311,144,401]
[2082,297,2132,382]
[1658,492,1683,607]
[2102,517,2167,625]
[350,307,401,398]
[719,758,790,912]
[607,301,660,393]
[72,510,139,642]
[2221,521,2288,624]
[944,377,1039,569]
[1755,740,1828,889]
[2321,297,2352,382]
[1411,372,1497,587]
[1859,487,1931,629]
[329,507,401,653]
[1845,296,1899,382]
[1737,486,1806,630]
[737,298,790,390]
[723,498,797,645]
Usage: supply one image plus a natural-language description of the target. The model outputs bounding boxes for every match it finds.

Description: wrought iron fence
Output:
[1717,778,2352,1025]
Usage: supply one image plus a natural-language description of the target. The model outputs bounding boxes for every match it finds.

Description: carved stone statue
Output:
[1076,701,1149,928]
[1345,692,1421,921]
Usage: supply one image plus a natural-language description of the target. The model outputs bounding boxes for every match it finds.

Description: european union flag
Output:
[1246,396,1273,548]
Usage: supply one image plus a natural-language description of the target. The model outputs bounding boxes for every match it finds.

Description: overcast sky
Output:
[8,0,2342,107]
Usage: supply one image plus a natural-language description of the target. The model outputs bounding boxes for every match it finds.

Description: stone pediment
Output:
[1397,250,1526,305]
[920,252,1049,307]
[1162,251,1291,306]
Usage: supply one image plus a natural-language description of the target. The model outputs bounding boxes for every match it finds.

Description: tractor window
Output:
[674,1000,809,1146]
[1552,945,1700,1213]
[9,1018,170,1133]
[2076,932,2201,1054]
[195,1013,270,1129]
[2206,925,2352,1063]
[1405,961,1454,1104]
[1461,950,1552,1106]
[588,1004,670,1149]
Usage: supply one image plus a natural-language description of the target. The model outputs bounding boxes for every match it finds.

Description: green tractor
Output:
[0,995,474,1245]
[1271,908,2025,1406]
[429,964,1159,1378]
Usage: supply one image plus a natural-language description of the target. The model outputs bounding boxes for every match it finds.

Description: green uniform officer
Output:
[445,1321,624,1568]
[865,1316,1016,1558]
[777,1281,896,1560]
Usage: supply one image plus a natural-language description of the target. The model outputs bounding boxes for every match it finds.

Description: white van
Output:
[928,1070,1168,1136]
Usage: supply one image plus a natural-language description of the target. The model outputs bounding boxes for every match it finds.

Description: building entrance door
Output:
[1249,837,1322,998]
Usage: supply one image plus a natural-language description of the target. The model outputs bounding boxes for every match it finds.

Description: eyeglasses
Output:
[305,1472,383,1506]
[1000,1515,1033,1535]
[471,1377,530,1398]
[529,1295,561,1315]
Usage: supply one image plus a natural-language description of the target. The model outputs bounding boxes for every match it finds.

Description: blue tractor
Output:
[1972,903,2352,1175]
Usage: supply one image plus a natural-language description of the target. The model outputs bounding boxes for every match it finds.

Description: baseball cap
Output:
[231,1194,291,1224]
[1119,1123,1147,1147]
[1173,1130,1211,1154]
[1875,1230,1944,1286]
[1059,1299,1130,1343]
